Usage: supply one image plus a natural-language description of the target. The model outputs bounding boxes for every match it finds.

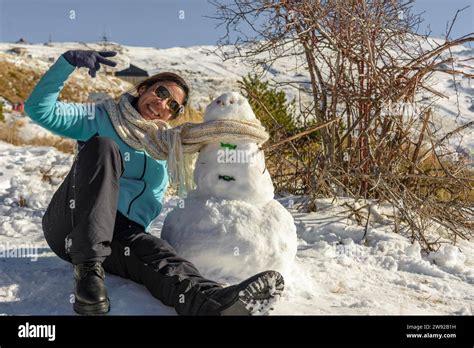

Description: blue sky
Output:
[0,0,472,47]
[412,0,473,39]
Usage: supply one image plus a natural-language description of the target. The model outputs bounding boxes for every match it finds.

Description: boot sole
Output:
[220,271,285,316]
[73,298,110,315]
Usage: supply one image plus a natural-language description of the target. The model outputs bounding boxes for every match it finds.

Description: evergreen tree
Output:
[238,74,297,136]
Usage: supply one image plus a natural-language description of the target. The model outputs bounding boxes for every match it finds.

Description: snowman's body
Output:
[193,140,274,206]
[161,92,297,281]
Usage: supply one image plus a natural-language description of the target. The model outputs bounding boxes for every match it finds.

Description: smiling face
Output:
[136,81,186,121]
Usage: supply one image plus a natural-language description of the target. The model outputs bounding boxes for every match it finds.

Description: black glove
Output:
[63,50,117,78]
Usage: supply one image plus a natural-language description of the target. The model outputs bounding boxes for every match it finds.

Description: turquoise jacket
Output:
[25,55,169,232]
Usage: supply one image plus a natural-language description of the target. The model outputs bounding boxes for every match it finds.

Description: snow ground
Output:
[0,139,472,315]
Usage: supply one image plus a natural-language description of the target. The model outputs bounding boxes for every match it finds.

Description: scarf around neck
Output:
[102,93,270,196]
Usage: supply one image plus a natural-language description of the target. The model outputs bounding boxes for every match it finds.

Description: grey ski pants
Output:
[42,135,223,315]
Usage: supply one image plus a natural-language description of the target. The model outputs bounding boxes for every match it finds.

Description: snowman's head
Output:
[204,92,256,122]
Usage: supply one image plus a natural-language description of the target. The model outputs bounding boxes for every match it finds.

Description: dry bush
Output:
[211,0,474,251]
[0,118,75,154]
[0,61,42,103]
[0,118,26,145]
[27,136,76,154]
[0,58,131,104]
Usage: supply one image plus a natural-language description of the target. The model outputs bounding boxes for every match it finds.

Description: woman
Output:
[25,50,284,316]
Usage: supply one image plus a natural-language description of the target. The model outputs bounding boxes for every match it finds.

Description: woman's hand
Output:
[63,50,117,78]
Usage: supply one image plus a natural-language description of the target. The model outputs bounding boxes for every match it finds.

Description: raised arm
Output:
[24,51,116,141]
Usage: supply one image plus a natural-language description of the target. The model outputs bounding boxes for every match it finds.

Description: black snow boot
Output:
[73,262,110,315]
[206,270,285,316]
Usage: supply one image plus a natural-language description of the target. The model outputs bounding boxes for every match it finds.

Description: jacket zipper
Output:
[126,154,147,215]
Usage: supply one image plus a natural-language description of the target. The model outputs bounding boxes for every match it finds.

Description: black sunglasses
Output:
[154,85,184,118]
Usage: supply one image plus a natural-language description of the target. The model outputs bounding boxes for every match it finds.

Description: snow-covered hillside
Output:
[0,138,472,315]
[1,40,472,158]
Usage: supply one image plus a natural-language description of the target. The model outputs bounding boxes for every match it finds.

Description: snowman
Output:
[161,92,297,281]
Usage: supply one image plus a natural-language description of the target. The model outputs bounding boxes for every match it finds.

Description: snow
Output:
[0,41,473,315]
[0,140,473,315]
[203,92,259,122]
[274,199,474,315]
[428,245,470,276]
[162,194,298,281]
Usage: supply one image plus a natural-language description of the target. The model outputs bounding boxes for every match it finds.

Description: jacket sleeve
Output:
[24,55,99,141]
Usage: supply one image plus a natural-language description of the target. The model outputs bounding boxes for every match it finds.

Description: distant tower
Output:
[99,30,113,75]
[44,33,53,46]
[100,30,110,47]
